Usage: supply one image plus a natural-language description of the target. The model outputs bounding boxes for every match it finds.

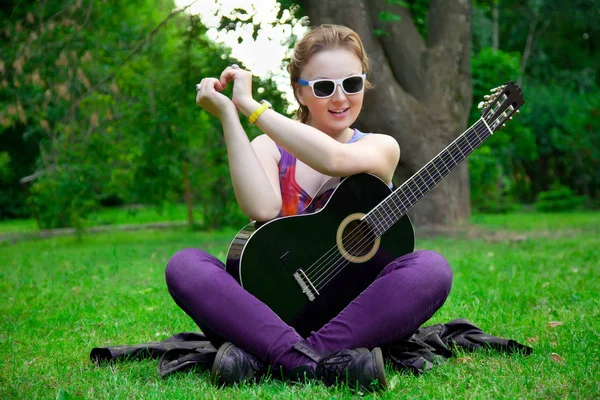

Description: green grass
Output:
[0,203,191,234]
[1,212,599,399]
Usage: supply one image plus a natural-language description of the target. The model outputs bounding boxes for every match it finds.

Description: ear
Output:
[294,83,307,106]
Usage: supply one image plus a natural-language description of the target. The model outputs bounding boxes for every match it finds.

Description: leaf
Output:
[40,120,51,133]
[526,336,538,343]
[17,101,27,124]
[548,321,564,328]
[372,29,389,37]
[386,0,410,6]
[550,353,563,363]
[378,11,402,23]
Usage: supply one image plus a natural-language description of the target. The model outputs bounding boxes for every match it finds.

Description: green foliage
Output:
[0,152,10,182]
[0,1,288,230]
[534,185,586,212]
[378,10,402,23]
[469,48,528,212]
[469,0,599,211]
[27,166,97,230]
[517,83,600,201]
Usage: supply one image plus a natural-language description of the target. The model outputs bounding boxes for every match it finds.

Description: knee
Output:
[165,248,216,294]
[416,250,453,294]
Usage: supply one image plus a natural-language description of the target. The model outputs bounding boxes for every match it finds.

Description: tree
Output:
[0,0,287,229]
[296,0,474,225]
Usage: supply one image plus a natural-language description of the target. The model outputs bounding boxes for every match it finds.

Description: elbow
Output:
[247,203,281,223]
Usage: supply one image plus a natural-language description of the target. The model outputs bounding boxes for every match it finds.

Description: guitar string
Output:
[303,121,489,285]
[311,122,491,290]
[302,123,489,289]
[310,121,492,288]
[304,122,492,290]
[311,122,492,290]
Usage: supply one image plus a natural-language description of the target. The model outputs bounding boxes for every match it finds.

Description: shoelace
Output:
[317,352,356,379]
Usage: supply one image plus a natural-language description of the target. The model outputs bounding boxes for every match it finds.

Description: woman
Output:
[166,24,452,392]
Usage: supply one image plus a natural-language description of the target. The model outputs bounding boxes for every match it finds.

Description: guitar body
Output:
[226,173,415,337]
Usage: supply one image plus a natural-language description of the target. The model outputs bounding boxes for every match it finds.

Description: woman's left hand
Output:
[219,64,256,117]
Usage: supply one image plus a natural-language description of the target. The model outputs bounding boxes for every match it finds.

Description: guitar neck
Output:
[365,118,493,236]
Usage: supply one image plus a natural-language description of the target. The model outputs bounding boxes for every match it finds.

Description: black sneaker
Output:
[291,342,387,392]
[210,342,265,386]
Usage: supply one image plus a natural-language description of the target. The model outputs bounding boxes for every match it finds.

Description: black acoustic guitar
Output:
[226,81,525,337]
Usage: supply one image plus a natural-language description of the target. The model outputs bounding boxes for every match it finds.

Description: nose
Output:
[331,84,347,101]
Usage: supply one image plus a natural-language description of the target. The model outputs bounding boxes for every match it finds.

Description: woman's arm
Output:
[239,98,400,184]
[196,77,281,221]
[219,68,399,184]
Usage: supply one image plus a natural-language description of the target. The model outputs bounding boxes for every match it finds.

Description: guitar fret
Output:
[417,173,431,190]
[461,133,475,151]
[367,118,500,236]
[410,179,425,197]
[404,183,418,205]
[423,167,437,187]
[426,164,442,184]
[387,196,404,217]
[447,146,458,164]
[454,141,467,158]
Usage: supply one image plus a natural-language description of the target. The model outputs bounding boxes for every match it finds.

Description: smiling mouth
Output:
[329,108,349,114]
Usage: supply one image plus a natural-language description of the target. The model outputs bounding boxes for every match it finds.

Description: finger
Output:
[200,78,222,93]
[219,67,238,88]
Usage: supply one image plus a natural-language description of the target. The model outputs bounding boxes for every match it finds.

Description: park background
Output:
[1,0,599,398]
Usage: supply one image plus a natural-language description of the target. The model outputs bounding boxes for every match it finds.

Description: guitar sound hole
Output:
[341,220,375,257]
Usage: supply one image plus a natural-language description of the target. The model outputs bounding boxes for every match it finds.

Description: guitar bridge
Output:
[293,269,319,301]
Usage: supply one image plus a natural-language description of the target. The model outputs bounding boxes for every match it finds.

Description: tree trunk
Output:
[183,160,195,226]
[492,0,499,52]
[301,0,473,226]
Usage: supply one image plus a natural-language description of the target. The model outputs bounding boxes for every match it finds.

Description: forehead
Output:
[302,48,363,79]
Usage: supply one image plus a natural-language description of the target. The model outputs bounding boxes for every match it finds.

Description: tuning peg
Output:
[478,101,485,109]
[483,95,493,100]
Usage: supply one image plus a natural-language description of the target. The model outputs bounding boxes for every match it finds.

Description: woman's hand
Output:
[219,65,257,117]
[195,77,236,120]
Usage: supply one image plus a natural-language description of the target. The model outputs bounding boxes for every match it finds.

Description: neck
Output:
[364,118,493,237]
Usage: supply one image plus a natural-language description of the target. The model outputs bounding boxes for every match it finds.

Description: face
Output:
[295,48,365,138]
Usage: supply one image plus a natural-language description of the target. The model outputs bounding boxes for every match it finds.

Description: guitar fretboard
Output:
[365,118,493,236]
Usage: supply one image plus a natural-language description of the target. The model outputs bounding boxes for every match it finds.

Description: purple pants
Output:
[165,249,452,373]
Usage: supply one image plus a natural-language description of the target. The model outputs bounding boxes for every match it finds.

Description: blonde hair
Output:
[287,24,372,123]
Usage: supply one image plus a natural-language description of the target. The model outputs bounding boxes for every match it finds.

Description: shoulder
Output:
[251,134,281,161]
[252,134,279,154]
[355,132,400,159]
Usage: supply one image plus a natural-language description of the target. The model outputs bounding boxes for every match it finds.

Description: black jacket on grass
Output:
[90,319,532,377]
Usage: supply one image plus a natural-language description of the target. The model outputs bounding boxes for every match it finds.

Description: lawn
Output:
[1,211,599,399]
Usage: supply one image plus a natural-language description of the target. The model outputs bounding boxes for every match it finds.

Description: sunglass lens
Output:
[343,76,364,94]
[313,81,335,97]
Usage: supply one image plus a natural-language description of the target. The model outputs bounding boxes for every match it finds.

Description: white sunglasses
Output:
[297,73,366,98]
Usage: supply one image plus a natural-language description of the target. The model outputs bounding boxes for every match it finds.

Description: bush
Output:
[535,185,587,212]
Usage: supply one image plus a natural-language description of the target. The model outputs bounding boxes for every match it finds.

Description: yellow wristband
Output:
[249,100,272,124]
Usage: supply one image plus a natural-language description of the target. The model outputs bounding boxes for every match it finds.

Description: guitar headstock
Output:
[478,81,525,132]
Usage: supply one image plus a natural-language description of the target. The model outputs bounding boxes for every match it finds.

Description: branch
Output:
[427,0,470,49]
[370,0,426,98]
[63,0,200,122]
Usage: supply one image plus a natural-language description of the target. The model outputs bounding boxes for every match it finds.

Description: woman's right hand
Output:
[195,77,236,120]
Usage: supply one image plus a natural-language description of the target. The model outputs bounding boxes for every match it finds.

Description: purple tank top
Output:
[276,129,368,217]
